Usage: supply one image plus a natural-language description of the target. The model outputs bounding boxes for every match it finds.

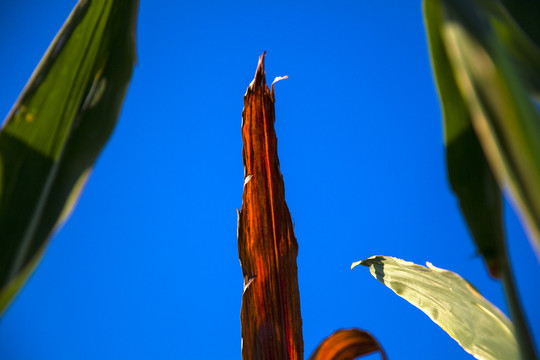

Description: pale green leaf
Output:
[354,255,519,360]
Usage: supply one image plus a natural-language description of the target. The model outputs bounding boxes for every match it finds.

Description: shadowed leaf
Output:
[498,0,540,49]
[0,0,139,314]
[237,53,303,360]
[309,329,387,360]
[354,256,519,360]
[424,0,505,278]
[427,0,540,260]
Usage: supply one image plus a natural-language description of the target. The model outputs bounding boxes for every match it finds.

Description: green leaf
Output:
[0,0,139,314]
[431,0,540,260]
[425,2,540,356]
[424,0,505,278]
[353,256,519,360]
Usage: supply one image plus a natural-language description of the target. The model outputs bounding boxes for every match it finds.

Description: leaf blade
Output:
[424,0,505,278]
[355,256,519,360]
[435,0,540,259]
[0,0,139,314]
[237,53,303,360]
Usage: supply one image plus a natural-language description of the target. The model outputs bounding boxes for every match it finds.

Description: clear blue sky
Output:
[0,1,538,359]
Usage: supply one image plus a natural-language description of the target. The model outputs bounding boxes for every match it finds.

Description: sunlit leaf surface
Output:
[354,256,519,360]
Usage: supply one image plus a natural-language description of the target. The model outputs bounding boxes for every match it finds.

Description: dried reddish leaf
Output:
[237,52,303,360]
[309,329,387,360]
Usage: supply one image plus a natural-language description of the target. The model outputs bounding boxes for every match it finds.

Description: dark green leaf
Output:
[424,0,505,278]
[499,0,540,55]
[435,0,540,260]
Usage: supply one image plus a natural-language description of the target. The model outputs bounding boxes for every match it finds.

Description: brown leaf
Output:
[238,52,303,360]
[309,329,387,360]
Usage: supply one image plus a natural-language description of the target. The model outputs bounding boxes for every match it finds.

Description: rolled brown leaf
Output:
[309,329,387,360]
[238,52,303,360]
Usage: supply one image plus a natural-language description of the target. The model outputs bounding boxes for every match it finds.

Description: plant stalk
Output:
[500,245,538,360]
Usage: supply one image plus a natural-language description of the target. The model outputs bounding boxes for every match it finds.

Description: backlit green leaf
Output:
[0,0,139,314]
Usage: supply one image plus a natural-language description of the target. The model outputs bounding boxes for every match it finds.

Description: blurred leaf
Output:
[0,0,139,314]
[498,0,540,49]
[309,329,387,360]
[354,256,519,360]
[424,0,505,278]
[237,53,303,359]
[429,0,540,259]
[425,1,540,356]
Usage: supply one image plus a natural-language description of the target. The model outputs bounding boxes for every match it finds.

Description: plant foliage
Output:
[355,256,519,360]
[0,0,139,314]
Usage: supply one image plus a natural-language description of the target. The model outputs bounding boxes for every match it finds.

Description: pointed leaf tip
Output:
[251,51,266,90]
[352,255,387,270]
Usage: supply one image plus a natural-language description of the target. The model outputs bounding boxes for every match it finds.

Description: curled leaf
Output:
[309,329,387,360]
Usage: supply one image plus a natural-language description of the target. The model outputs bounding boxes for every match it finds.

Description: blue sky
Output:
[0,1,538,359]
